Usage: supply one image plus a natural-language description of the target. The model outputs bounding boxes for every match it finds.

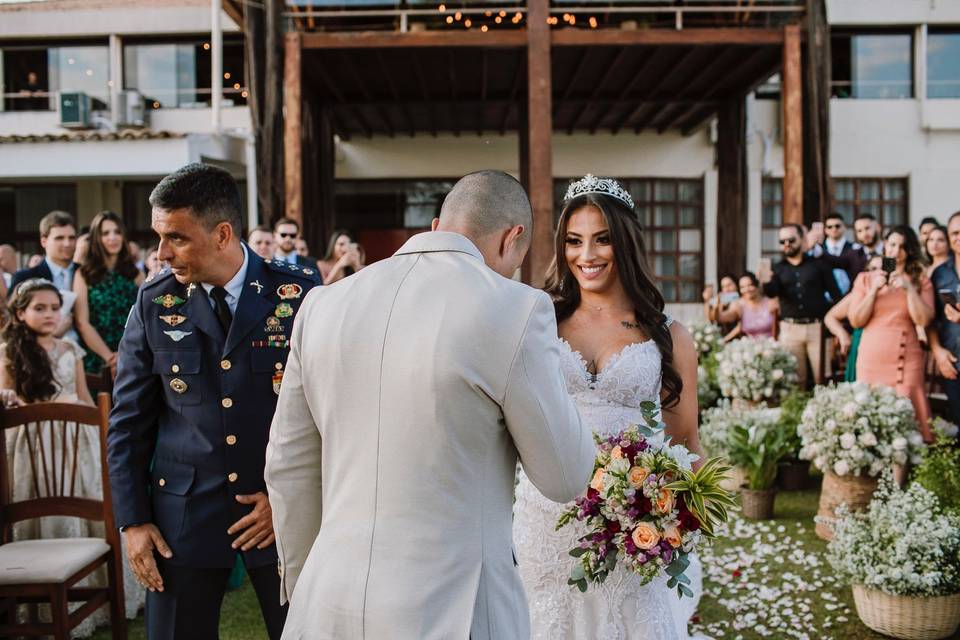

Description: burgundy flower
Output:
[624,538,638,555]
[606,520,621,534]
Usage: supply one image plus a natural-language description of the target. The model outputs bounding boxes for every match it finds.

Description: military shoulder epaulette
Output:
[265,260,319,281]
[142,268,176,290]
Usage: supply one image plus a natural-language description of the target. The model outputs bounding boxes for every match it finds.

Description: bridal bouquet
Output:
[556,402,736,598]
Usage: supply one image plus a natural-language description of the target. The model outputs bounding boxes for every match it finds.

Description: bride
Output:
[513,175,706,639]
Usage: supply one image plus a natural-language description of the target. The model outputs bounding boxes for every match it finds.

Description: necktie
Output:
[210,286,233,334]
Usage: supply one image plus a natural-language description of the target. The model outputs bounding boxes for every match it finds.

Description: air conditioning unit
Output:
[117,90,147,127]
[59,92,91,128]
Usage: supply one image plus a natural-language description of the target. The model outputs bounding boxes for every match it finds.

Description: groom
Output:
[265,170,595,639]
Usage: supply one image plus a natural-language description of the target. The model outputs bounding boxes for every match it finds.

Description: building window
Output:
[831,32,913,99]
[928,30,960,99]
[833,178,908,228]
[0,184,77,257]
[633,179,704,304]
[123,37,246,109]
[761,177,783,262]
[335,180,454,231]
[1,44,109,111]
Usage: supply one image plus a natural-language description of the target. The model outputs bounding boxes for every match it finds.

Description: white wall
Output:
[827,0,960,26]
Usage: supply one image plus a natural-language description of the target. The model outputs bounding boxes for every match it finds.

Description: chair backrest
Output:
[0,393,117,546]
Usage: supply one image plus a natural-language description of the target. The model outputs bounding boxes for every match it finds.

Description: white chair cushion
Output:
[0,538,110,585]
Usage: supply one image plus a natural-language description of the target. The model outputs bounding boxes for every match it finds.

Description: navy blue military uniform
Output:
[107,247,319,639]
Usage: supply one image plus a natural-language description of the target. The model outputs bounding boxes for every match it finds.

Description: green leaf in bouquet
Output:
[665,562,685,578]
[569,547,588,558]
[678,583,694,599]
[570,563,585,582]
[604,553,617,572]
[667,576,678,589]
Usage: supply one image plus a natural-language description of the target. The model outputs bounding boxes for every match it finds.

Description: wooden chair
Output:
[0,393,125,639]
[84,365,114,397]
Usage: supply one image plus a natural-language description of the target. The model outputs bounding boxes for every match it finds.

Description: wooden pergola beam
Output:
[500,62,524,136]
[312,63,374,138]
[478,48,487,136]
[339,52,395,137]
[655,47,738,133]
[629,48,701,133]
[579,47,631,134]
[375,50,415,137]
[411,51,438,138]
[221,0,243,28]
[302,30,526,49]
[555,49,592,118]
[782,23,803,224]
[283,32,302,225]
[552,27,785,47]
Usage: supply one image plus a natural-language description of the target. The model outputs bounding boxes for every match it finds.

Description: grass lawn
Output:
[93,487,955,640]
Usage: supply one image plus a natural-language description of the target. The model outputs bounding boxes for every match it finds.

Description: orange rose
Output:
[627,466,649,489]
[631,522,661,550]
[611,446,624,460]
[590,468,605,492]
[663,523,682,548]
[655,488,675,514]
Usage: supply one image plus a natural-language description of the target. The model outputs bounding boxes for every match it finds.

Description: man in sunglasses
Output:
[761,223,842,388]
[273,218,315,268]
[820,213,857,295]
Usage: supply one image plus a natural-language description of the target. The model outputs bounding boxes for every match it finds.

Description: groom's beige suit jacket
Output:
[265,231,594,639]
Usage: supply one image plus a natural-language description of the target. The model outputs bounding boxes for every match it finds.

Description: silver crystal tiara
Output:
[563,174,634,210]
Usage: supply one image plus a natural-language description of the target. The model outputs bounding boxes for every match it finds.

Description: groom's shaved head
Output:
[438,170,532,242]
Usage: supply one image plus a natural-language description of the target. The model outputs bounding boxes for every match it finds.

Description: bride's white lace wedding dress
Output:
[513,335,705,640]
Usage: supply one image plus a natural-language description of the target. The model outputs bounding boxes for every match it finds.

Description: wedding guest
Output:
[295,238,309,258]
[849,225,934,440]
[761,223,841,388]
[703,274,739,338]
[919,216,940,248]
[925,225,949,277]
[129,240,145,273]
[26,254,43,268]
[0,244,18,288]
[716,272,779,339]
[824,255,884,382]
[144,245,162,280]
[273,218,315,268]
[73,211,144,375]
[929,211,960,426]
[74,232,90,265]
[0,278,146,633]
[10,211,78,341]
[318,229,365,285]
[821,213,856,295]
[248,225,275,261]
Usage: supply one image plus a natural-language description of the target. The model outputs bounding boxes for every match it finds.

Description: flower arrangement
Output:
[690,321,724,360]
[715,338,798,403]
[912,418,960,516]
[828,479,960,597]
[726,421,794,491]
[557,402,736,597]
[697,360,720,411]
[798,382,924,477]
[777,389,811,460]
[698,400,781,460]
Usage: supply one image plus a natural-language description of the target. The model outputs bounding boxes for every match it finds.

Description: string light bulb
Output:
[499,10,506,17]
[224,72,231,80]
[464,18,472,27]
[569,15,576,25]
[495,16,501,23]
[438,3,445,11]
[481,25,488,32]
[446,15,453,23]
[454,11,461,20]
[203,43,210,51]
[589,16,598,28]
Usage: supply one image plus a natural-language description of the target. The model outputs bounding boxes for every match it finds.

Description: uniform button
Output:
[226,435,237,445]
[228,472,238,483]
[158,478,166,487]
[222,397,233,408]
[221,359,232,371]
[275,362,283,370]
[171,364,180,373]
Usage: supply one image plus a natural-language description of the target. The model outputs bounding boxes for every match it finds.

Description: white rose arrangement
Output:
[714,338,798,404]
[828,479,960,597]
[689,322,723,360]
[798,382,923,477]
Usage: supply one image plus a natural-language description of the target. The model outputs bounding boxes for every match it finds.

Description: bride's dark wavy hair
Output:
[2,279,62,403]
[544,191,682,409]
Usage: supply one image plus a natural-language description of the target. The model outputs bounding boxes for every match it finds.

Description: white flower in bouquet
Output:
[798,382,924,477]
[714,338,798,404]
[828,479,960,597]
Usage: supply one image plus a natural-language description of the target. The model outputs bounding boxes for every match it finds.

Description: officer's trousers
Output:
[145,558,286,640]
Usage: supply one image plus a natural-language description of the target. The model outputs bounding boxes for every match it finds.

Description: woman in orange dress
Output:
[849,225,935,441]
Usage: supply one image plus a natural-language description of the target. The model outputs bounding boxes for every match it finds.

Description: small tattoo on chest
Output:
[621,320,642,330]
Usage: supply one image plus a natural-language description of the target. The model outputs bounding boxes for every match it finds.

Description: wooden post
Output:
[317,105,336,250]
[523,0,553,287]
[782,23,803,224]
[284,32,303,226]
[716,96,747,280]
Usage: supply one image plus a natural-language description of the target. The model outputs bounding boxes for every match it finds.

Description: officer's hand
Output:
[934,346,959,380]
[228,492,276,551]
[124,523,172,592]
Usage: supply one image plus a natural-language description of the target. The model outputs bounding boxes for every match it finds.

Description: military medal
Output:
[164,330,193,342]
[153,294,185,308]
[272,370,284,395]
[186,283,198,298]
[264,316,283,332]
[159,314,187,327]
[303,268,315,275]
[170,378,188,394]
[249,280,264,294]
[277,283,303,300]
[275,302,294,318]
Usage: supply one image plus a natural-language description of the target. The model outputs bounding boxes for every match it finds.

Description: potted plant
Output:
[776,389,811,491]
[699,400,781,492]
[715,338,798,407]
[797,382,924,540]
[726,421,793,520]
[828,479,960,639]
[911,418,960,516]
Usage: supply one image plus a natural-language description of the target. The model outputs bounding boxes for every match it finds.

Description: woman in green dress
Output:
[74,211,144,375]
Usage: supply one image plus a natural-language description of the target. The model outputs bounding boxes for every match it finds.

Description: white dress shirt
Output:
[201,245,248,316]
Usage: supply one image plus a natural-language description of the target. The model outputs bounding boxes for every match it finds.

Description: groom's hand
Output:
[124,523,172,592]
[228,492,276,551]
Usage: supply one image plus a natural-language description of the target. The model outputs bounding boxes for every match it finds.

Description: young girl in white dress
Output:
[513,177,708,639]
[0,278,144,636]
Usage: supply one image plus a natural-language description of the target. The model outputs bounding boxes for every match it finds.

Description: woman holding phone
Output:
[848,225,935,441]
[317,229,365,285]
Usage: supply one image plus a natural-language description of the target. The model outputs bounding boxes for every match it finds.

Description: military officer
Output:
[107,163,319,640]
